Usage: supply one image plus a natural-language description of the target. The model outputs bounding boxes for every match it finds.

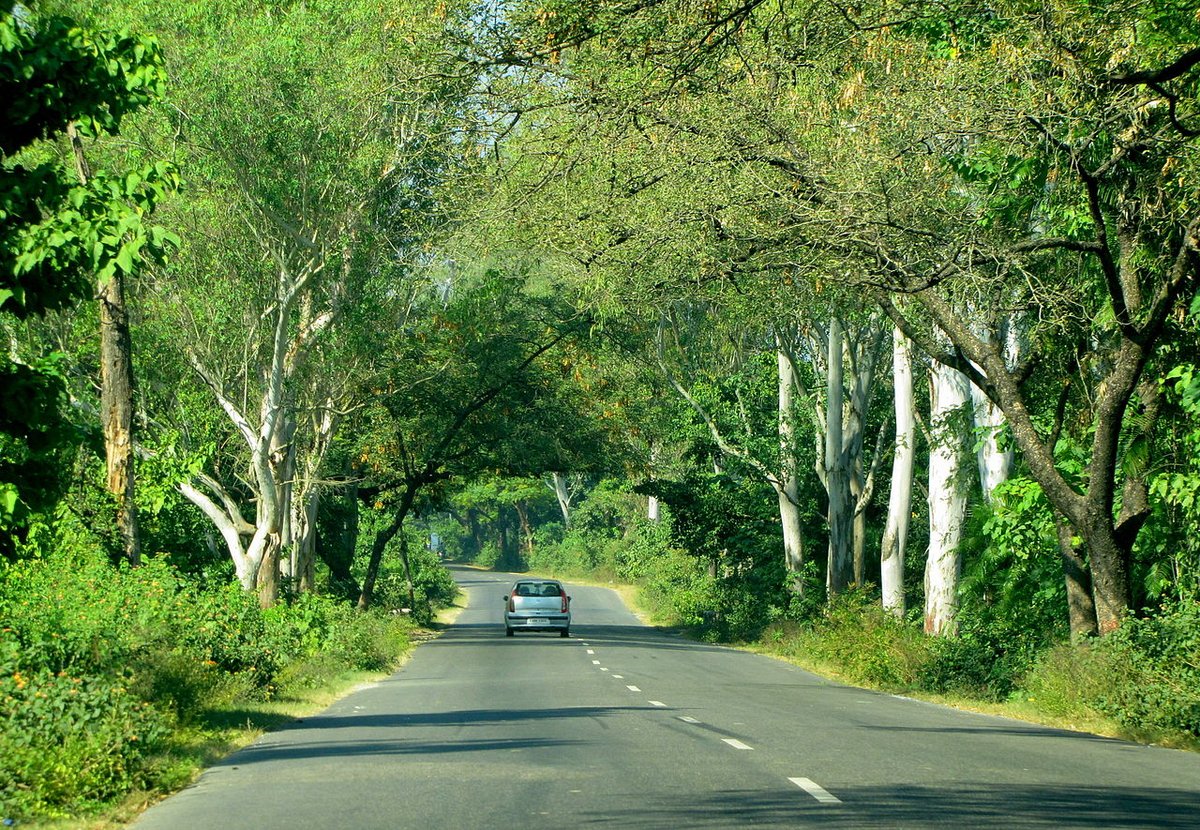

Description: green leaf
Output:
[115,244,135,275]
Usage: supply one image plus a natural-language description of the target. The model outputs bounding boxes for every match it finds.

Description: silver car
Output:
[504,579,571,637]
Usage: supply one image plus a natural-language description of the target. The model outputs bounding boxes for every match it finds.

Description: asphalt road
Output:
[133,566,1200,828]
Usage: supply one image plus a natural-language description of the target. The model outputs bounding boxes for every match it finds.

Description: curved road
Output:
[134,566,1200,828]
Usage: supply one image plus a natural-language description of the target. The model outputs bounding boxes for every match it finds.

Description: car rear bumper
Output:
[505,614,570,630]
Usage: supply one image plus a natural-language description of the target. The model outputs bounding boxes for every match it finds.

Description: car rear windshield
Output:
[515,582,562,597]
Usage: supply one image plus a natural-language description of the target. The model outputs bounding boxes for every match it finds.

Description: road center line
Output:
[626,685,641,692]
[789,777,842,804]
[722,738,754,750]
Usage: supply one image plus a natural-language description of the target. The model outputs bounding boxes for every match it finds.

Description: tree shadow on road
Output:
[583,783,1200,829]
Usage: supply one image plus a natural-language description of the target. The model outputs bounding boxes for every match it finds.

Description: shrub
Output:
[1092,601,1200,735]
[1016,601,1200,737]
[0,629,168,818]
[795,590,927,688]
[0,543,417,818]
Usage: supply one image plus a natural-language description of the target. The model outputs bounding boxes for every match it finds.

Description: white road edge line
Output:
[626,685,641,692]
[722,739,754,750]
[649,700,667,707]
[789,777,842,804]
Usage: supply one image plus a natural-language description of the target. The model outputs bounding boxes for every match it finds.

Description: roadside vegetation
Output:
[454,485,1200,752]
[0,530,452,823]
[4,0,1200,824]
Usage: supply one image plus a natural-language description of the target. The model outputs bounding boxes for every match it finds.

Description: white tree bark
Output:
[178,473,255,588]
[183,256,335,605]
[971,320,1021,504]
[656,316,809,589]
[925,359,971,636]
[548,471,574,527]
[881,326,915,616]
[777,346,805,582]
[284,397,340,591]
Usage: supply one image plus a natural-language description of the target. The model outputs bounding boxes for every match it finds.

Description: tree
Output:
[86,0,476,604]
[488,0,1200,636]
[353,269,597,609]
[1,5,172,560]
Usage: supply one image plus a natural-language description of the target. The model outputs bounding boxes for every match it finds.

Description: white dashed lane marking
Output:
[789,777,842,804]
[626,685,641,692]
[649,700,667,707]
[722,739,754,750]
[678,716,700,724]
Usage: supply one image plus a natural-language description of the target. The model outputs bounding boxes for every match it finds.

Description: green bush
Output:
[787,590,927,688]
[0,542,417,819]
[917,612,1047,700]
[1091,601,1200,735]
[0,629,168,817]
[998,602,1200,739]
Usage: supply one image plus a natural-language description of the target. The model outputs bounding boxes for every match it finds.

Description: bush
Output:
[0,542,417,819]
[917,612,1047,700]
[778,590,927,688]
[0,630,169,818]
[1006,601,1200,738]
[1091,601,1200,736]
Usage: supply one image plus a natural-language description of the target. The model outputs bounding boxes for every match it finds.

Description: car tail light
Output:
[507,595,515,612]
[561,592,569,613]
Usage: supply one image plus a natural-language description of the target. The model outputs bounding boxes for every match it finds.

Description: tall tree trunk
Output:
[398,531,416,612]
[293,489,319,592]
[881,327,915,616]
[825,319,853,596]
[777,347,807,590]
[970,321,1019,504]
[549,472,573,527]
[70,123,140,566]
[99,273,140,566]
[1055,515,1099,640]
[515,501,534,558]
[925,360,970,636]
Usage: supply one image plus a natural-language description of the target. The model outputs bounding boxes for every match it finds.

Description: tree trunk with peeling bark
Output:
[925,360,971,636]
[881,327,915,616]
[98,273,140,566]
[824,318,853,596]
[777,348,806,588]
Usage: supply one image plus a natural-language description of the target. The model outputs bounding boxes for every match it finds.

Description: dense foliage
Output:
[0,541,419,818]
[2,0,1200,820]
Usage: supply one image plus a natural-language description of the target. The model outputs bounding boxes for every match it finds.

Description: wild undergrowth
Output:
[0,546,423,822]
